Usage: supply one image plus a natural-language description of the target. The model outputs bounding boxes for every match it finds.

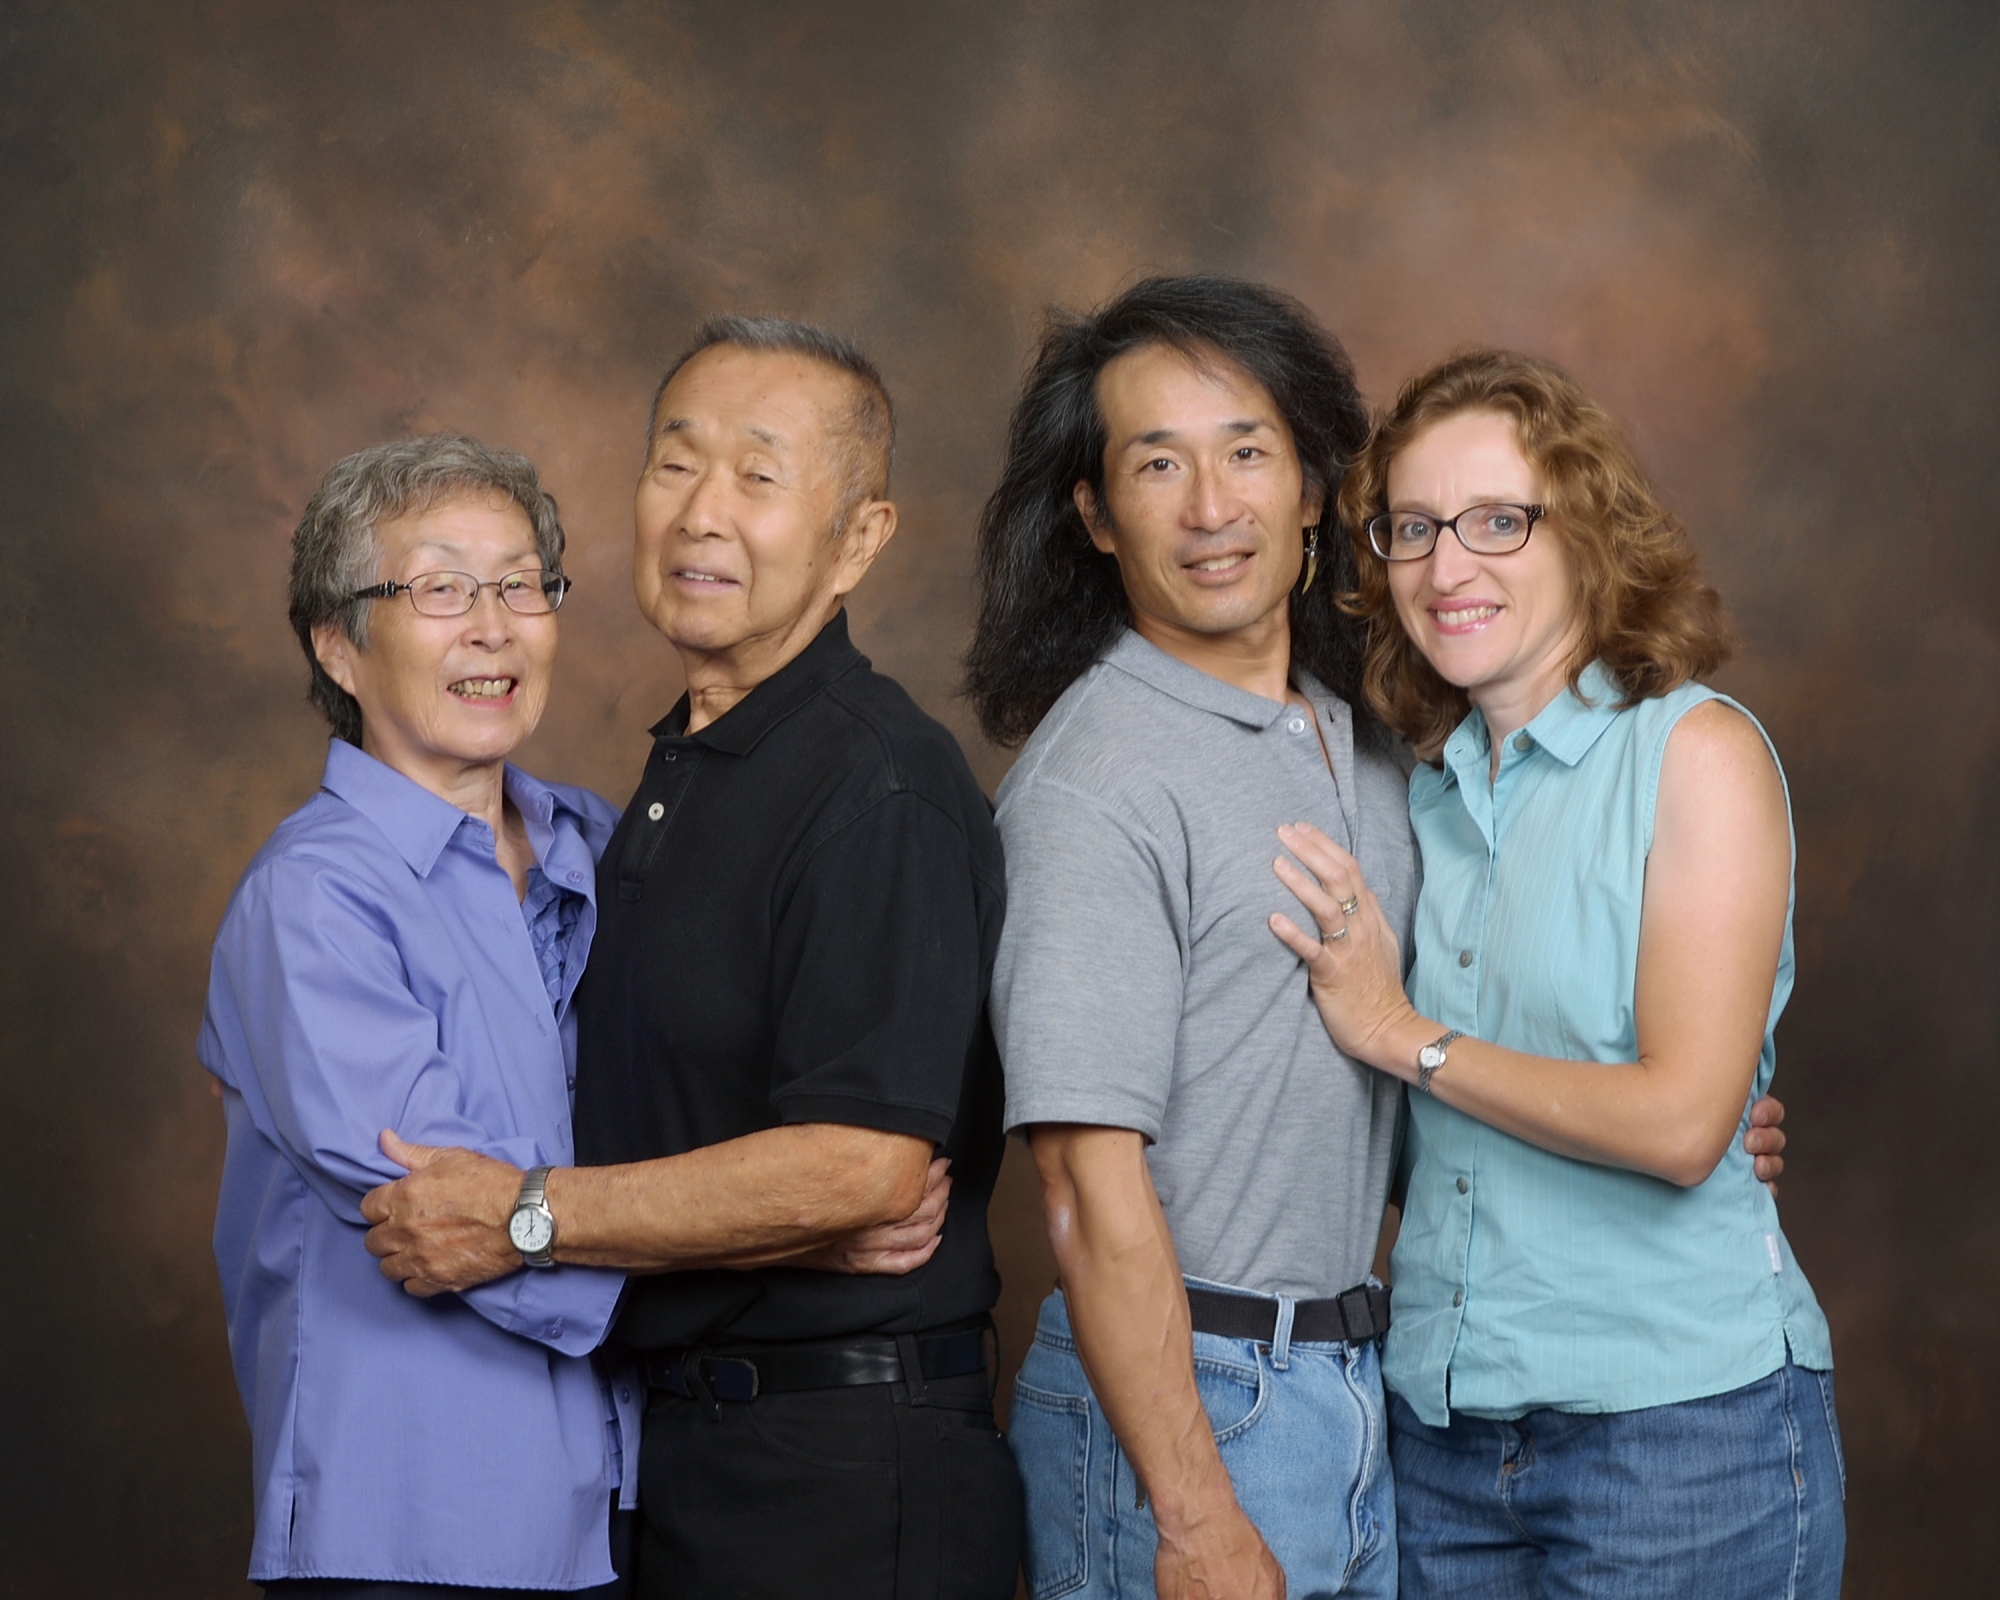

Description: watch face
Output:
[1418,1044,1444,1069]
[509,1206,554,1255]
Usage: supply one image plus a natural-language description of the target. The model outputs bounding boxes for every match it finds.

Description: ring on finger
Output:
[1338,895,1361,916]
[1322,925,1350,943]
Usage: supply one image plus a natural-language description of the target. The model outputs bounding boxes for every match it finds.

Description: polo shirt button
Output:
[1452,1290,1464,1308]
[1456,1176,1469,1194]
[647,802,665,821]
[1513,732,1533,752]
[1288,717,1306,733]
[1458,949,1473,968]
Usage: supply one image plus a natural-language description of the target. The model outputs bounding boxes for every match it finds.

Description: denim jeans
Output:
[1388,1358,1846,1600]
[1008,1283,1397,1600]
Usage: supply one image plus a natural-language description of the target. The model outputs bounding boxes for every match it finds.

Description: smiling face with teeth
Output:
[311,493,556,798]
[1384,407,1585,741]
[633,343,896,730]
[1076,342,1323,697]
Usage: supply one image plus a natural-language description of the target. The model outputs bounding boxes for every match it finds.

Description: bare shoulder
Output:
[1658,699,1787,837]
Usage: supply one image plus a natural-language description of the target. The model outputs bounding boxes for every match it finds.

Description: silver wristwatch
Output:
[1415,1030,1464,1095]
[507,1165,557,1267]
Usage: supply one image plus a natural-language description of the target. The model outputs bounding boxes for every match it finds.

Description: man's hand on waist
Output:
[361,1130,523,1295]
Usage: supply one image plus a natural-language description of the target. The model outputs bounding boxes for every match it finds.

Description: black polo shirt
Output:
[570,611,1007,1349]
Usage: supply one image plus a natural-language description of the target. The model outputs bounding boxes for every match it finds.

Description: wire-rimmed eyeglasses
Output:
[349,569,572,616]
[1364,503,1545,562]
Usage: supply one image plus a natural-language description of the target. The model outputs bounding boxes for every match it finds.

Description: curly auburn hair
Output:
[1335,349,1733,760]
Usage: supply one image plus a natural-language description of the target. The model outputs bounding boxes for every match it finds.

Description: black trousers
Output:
[635,1370,1023,1599]
[262,1504,636,1599]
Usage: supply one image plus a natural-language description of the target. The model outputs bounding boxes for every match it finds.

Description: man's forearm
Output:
[549,1122,933,1272]
[1029,1126,1243,1537]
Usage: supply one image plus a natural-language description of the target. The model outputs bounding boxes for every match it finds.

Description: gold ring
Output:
[1338,896,1360,916]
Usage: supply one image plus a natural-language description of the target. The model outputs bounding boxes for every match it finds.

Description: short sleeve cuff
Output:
[773,1090,954,1145]
[1002,1082,1165,1143]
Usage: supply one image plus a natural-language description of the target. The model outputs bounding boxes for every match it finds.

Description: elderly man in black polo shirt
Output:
[361,317,1021,1600]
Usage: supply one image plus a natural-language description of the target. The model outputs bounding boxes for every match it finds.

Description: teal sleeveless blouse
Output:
[1383,662,1834,1427]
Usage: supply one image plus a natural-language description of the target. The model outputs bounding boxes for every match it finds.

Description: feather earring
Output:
[1299,526,1322,595]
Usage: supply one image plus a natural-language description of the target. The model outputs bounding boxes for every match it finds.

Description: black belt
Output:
[644,1323,990,1404]
[1186,1283,1390,1346]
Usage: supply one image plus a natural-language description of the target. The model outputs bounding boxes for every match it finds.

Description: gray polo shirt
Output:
[992,630,1419,1300]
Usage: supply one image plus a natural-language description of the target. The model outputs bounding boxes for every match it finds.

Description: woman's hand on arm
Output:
[1268,703,1793,1187]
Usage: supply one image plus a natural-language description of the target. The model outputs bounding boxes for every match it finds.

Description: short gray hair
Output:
[649,314,896,519]
[287,433,566,745]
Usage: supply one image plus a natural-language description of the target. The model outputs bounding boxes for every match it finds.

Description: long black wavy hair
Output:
[963,275,1372,747]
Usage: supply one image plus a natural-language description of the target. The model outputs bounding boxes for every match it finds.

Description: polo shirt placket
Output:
[571,611,1008,1353]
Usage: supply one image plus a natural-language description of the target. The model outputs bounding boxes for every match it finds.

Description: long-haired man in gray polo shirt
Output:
[967,276,1411,1600]
[965,278,1786,1600]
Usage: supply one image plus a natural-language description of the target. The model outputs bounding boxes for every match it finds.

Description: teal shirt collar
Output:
[1440,659,1625,786]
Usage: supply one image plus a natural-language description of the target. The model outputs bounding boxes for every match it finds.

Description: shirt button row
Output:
[647,802,665,821]
[1457,949,1473,968]
[1452,1290,1464,1307]
[1456,1176,1469,1194]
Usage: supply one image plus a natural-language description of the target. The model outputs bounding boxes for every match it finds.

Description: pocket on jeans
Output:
[1008,1380,1091,1600]
[1812,1368,1847,1501]
[1194,1353,1266,1443]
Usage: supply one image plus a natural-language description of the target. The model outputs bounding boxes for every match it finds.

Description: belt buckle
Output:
[703,1355,760,1402]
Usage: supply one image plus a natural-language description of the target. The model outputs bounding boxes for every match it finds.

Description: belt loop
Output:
[1271,1296,1296,1371]
[895,1332,931,1408]
[682,1348,720,1423]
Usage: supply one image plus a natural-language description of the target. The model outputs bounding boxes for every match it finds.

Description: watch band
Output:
[1416,1029,1464,1095]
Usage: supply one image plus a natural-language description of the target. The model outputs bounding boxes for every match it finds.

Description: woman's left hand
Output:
[1269,821,1421,1073]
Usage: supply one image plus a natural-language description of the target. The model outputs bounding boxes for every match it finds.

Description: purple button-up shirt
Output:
[200,740,639,1589]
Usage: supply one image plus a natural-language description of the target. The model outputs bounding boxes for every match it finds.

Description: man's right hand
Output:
[1155,1493,1287,1599]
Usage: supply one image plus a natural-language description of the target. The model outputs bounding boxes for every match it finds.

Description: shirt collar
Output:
[318,738,591,883]
[649,609,865,756]
[1439,659,1624,781]
[503,765,599,899]
[1099,628,1294,730]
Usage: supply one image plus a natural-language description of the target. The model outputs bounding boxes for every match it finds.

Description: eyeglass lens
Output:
[1368,504,1536,560]
[403,570,567,615]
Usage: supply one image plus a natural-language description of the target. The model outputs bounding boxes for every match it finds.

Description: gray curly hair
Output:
[287,433,566,745]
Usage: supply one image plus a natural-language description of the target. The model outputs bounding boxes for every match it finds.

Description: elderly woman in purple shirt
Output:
[200,435,940,1598]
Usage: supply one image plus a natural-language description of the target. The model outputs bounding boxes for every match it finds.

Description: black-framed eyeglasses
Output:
[349,569,572,616]
[1364,503,1545,562]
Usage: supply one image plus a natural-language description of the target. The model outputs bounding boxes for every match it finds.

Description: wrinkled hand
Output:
[361,1130,523,1297]
[793,1158,953,1275]
[1155,1502,1286,1600]
[1267,821,1417,1070]
[1746,1094,1786,1194]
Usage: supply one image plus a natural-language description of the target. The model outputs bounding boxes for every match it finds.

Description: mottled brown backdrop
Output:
[2,2,1995,1594]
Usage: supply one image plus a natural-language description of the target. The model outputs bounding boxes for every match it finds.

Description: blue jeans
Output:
[1008,1284,1397,1600]
[1388,1359,1846,1599]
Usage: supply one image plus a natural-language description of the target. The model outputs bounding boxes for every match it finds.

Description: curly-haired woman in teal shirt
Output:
[1268,350,1843,1599]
